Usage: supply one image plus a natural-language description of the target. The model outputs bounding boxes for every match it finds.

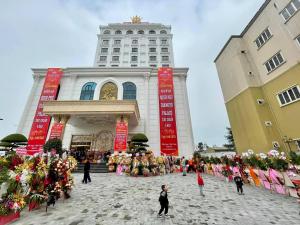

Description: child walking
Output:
[158,185,169,218]
[197,170,205,196]
[234,172,244,195]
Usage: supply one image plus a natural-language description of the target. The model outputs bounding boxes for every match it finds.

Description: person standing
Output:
[234,172,244,195]
[82,159,91,184]
[197,170,205,196]
[158,185,169,218]
[181,157,187,176]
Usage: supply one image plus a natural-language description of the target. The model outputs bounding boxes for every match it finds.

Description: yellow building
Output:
[215,0,300,154]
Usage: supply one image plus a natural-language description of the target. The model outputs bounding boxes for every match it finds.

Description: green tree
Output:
[43,138,63,157]
[128,133,149,154]
[198,142,204,151]
[0,133,28,151]
[224,127,236,151]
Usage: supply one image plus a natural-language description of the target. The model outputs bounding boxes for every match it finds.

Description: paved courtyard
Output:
[13,173,299,225]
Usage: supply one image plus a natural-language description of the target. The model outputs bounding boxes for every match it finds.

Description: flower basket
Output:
[28,201,40,211]
[0,211,20,225]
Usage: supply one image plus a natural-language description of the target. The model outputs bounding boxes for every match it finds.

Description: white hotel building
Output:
[17,17,194,157]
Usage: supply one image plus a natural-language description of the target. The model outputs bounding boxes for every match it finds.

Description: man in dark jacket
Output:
[82,159,91,184]
[158,185,169,218]
[234,172,244,195]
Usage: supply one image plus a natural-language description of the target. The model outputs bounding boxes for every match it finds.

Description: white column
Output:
[143,72,150,135]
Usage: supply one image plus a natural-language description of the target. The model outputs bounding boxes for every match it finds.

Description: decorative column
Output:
[143,72,150,135]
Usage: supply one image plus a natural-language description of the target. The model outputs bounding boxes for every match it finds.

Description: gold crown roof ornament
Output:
[131,15,142,24]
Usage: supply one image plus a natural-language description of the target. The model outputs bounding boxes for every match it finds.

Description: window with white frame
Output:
[255,28,272,48]
[131,56,138,62]
[101,48,108,53]
[131,64,137,67]
[161,48,168,53]
[150,64,157,67]
[99,56,107,62]
[149,39,156,45]
[277,85,300,106]
[162,64,169,67]
[149,48,156,53]
[149,56,157,61]
[114,40,121,45]
[111,65,119,67]
[264,52,285,73]
[162,56,169,61]
[112,56,119,62]
[102,40,109,45]
[132,39,138,44]
[280,0,300,21]
[296,35,300,45]
[113,48,120,53]
[132,48,138,53]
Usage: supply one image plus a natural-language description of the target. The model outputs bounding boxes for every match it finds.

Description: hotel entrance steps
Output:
[74,162,109,173]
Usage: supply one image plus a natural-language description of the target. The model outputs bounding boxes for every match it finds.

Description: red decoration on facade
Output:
[114,120,128,152]
[26,68,63,155]
[158,67,178,156]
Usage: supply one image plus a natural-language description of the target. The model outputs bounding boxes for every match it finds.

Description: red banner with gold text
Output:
[26,68,63,155]
[49,122,65,140]
[114,120,128,152]
[158,67,178,156]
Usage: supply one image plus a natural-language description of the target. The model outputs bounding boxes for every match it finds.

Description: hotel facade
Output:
[215,0,300,153]
[17,18,194,157]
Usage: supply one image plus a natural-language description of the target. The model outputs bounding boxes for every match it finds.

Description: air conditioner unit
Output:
[272,141,280,149]
[257,99,265,105]
[265,121,272,127]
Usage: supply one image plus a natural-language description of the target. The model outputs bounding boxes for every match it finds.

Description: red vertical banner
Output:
[49,122,65,140]
[158,67,178,156]
[114,120,128,152]
[26,68,63,155]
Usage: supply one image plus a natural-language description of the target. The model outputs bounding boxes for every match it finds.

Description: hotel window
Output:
[113,48,120,53]
[149,30,156,34]
[123,82,137,100]
[149,39,156,45]
[102,40,109,45]
[126,30,133,35]
[277,85,300,106]
[80,82,96,100]
[160,30,167,34]
[131,56,138,62]
[149,47,156,53]
[111,65,119,67]
[162,64,169,67]
[114,40,121,45]
[264,52,285,73]
[103,30,110,34]
[132,48,138,53]
[162,56,169,61]
[131,64,137,67]
[255,28,272,48]
[161,48,168,53]
[149,56,157,61]
[112,56,119,62]
[132,39,138,44]
[115,30,122,35]
[161,39,167,45]
[280,0,300,21]
[150,64,157,67]
[101,48,108,53]
[138,30,144,34]
[99,56,107,62]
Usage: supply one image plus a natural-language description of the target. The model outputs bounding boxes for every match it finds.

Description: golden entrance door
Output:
[92,130,114,152]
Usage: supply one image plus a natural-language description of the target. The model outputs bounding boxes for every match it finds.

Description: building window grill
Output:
[255,28,272,48]
[280,0,300,21]
[264,52,285,73]
[277,85,300,106]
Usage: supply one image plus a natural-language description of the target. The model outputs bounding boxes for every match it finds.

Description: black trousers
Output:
[158,201,169,215]
[83,171,91,183]
[236,184,243,194]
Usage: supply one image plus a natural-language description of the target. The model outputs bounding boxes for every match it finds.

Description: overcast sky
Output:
[0,0,264,146]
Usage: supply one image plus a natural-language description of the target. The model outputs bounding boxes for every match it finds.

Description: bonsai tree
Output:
[128,133,149,154]
[43,138,63,157]
[0,133,28,151]
[223,127,236,151]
